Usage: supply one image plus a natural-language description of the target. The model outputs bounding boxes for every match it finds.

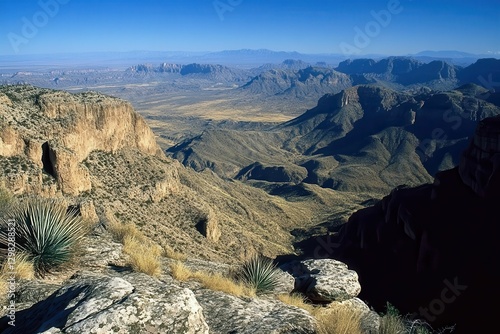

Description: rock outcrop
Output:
[282,259,361,303]
[1,272,209,334]
[194,289,316,334]
[0,85,163,196]
[315,115,500,333]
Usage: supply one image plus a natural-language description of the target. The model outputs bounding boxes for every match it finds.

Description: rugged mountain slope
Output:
[127,62,251,83]
[0,85,369,263]
[335,57,459,89]
[169,84,500,194]
[241,67,352,99]
[255,59,313,73]
[457,58,500,90]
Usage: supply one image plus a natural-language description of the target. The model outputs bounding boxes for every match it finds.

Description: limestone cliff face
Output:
[0,86,164,196]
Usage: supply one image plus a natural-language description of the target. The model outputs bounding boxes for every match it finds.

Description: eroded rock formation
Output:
[0,86,164,196]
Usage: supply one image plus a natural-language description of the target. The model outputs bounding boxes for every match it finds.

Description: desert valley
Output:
[0,48,499,334]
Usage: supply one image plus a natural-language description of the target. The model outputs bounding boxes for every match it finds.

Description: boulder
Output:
[282,259,361,302]
[0,272,209,334]
[194,288,317,334]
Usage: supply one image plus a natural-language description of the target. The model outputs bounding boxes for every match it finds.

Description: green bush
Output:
[236,255,281,294]
[0,198,85,275]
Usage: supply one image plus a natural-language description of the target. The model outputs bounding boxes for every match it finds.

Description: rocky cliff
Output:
[0,85,163,196]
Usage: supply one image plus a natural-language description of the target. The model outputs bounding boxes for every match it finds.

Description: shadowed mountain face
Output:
[304,115,500,334]
[168,84,500,195]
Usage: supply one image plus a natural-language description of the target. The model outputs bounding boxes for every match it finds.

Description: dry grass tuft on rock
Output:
[170,261,256,297]
[315,303,364,334]
[122,235,162,277]
[277,293,318,315]
[106,217,163,276]
[278,293,365,334]
[0,253,35,302]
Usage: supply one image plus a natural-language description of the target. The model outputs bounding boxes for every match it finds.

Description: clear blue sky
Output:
[0,0,498,55]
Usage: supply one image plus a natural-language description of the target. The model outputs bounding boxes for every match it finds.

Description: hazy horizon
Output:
[1,0,499,57]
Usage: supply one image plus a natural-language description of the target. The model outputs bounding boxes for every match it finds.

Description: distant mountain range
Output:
[1,49,498,71]
[4,57,500,108]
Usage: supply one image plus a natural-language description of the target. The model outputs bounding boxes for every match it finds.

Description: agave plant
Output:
[0,198,85,275]
[236,255,281,294]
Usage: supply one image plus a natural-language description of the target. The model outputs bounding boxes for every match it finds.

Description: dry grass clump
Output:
[170,261,256,297]
[315,303,364,334]
[379,313,407,334]
[278,293,317,314]
[0,253,35,302]
[0,185,13,215]
[107,218,162,277]
[107,220,142,243]
[122,235,162,277]
[278,293,364,334]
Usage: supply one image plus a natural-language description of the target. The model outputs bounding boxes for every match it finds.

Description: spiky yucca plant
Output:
[236,255,281,294]
[0,198,85,275]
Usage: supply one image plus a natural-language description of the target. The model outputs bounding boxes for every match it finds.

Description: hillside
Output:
[169,84,500,195]
[0,84,370,264]
[0,85,392,333]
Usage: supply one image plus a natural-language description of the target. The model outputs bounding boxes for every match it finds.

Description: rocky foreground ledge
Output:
[0,231,379,333]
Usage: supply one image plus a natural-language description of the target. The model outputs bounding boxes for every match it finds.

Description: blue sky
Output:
[0,0,499,55]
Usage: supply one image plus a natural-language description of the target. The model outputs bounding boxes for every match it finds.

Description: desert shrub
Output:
[379,303,451,334]
[0,198,85,275]
[235,255,281,294]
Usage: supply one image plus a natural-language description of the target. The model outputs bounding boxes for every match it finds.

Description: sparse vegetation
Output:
[316,304,364,334]
[235,255,281,294]
[278,293,365,334]
[123,235,162,277]
[169,261,256,297]
[378,302,454,334]
[0,253,35,303]
[0,198,86,275]
[106,216,162,276]
[379,303,407,334]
